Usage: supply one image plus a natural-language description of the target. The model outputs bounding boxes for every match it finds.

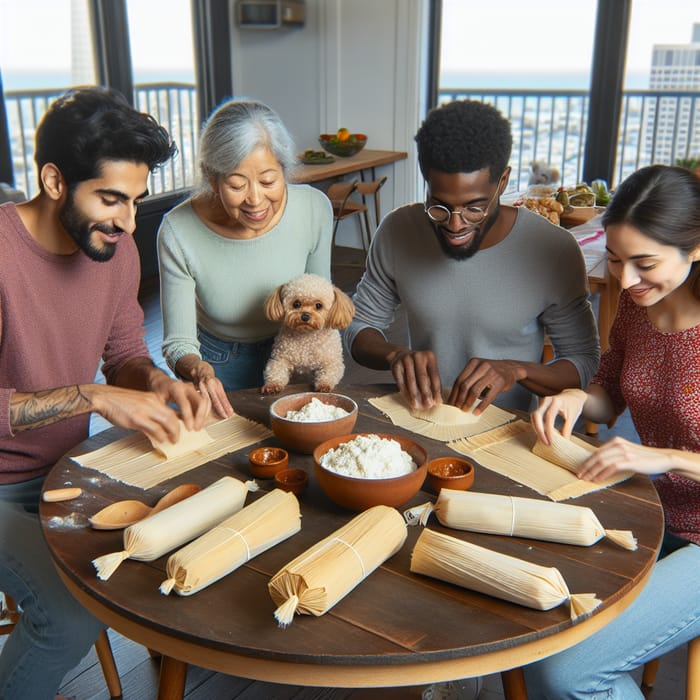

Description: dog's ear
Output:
[326,287,356,329]
[264,285,286,321]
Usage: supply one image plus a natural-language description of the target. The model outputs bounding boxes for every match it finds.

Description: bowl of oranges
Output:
[319,128,367,157]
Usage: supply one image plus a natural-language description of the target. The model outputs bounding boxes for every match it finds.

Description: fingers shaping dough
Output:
[149,420,214,460]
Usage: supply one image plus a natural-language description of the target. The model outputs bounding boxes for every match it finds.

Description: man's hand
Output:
[387,349,442,410]
[447,358,527,415]
[147,373,213,430]
[82,383,196,447]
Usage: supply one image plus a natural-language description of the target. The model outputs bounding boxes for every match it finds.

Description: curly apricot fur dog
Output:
[261,274,355,394]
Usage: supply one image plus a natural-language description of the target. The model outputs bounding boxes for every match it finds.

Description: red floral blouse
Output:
[592,291,700,545]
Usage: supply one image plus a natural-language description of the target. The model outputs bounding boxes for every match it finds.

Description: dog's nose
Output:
[301,312,311,322]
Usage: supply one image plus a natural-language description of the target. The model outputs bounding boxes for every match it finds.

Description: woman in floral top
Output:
[526,164,700,699]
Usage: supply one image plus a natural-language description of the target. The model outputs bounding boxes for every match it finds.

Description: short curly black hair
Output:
[415,100,512,183]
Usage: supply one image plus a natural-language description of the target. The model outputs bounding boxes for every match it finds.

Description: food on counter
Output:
[557,183,596,208]
[591,178,611,206]
[301,149,334,163]
[521,196,564,224]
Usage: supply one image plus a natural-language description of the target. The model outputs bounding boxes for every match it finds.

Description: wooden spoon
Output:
[89,483,201,530]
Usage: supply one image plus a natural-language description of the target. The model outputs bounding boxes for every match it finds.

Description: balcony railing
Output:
[5,83,700,198]
[5,83,198,199]
[439,87,700,192]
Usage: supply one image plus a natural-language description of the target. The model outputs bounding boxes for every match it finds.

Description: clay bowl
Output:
[312,433,428,512]
[248,446,289,479]
[269,392,358,454]
[274,468,310,496]
[426,456,475,494]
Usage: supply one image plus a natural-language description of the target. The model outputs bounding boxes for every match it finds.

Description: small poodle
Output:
[261,273,355,394]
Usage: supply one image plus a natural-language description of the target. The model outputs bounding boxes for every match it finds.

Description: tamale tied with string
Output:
[268,505,407,627]
[411,528,601,620]
[406,489,637,550]
[160,489,301,596]
[92,476,256,581]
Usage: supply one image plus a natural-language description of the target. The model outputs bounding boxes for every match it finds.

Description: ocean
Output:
[4,68,651,93]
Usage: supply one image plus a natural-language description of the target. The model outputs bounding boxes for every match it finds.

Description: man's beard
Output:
[433,206,499,261]
[59,191,120,262]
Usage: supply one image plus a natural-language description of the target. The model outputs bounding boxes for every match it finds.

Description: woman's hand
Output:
[578,437,669,482]
[530,389,588,444]
[176,356,234,419]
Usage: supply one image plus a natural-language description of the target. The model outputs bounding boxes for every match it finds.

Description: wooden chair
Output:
[0,591,122,699]
[327,179,369,269]
[355,175,388,243]
[641,636,700,699]
[327,179,367,244]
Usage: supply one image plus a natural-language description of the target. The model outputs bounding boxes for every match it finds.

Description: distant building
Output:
[644,23,700,163]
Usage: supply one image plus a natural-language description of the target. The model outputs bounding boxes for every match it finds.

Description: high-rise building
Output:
[644,23,700,163]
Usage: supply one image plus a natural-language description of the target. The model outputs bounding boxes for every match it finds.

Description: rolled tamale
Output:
[410,528,601,619]
[406,489,636,550]
[92,476,255,580]
[268,504,407,627]
[160,489,301,596]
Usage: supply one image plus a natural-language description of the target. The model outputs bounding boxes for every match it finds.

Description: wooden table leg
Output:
[157,655,188,700]
[501,667,529,700]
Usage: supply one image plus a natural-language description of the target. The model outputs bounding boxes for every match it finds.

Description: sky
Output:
[0,0,194,76]
[441,0,700,78]
[1,0,699,82]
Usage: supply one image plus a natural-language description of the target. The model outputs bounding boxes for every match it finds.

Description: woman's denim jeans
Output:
[0,477,104,700]
[524,541,700,699]
[198,325,274,391]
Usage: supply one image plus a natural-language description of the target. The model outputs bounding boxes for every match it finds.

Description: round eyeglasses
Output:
[424,188,500,226]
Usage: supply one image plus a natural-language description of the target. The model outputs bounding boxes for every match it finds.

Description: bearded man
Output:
[345,100,600,413]
[0,87,211,700]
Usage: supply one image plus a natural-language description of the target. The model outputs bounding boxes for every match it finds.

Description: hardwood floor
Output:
[26,260,687,699]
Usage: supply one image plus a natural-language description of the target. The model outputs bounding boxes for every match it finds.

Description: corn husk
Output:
[531,432,595,473]
[268,505,407,627]
[410,528,601,620]
[160,489,301,596]
[149,419,214,459]
[92,476,256,580]
[405,489,636,550]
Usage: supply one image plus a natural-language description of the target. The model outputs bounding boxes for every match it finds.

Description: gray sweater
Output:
[344,203,600,411]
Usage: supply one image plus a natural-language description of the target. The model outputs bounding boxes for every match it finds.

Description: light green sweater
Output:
[157,184,333,371]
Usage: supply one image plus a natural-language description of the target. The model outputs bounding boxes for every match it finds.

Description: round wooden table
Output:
[40,384,663,700]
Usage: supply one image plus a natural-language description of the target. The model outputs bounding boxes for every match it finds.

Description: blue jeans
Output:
[0,477,104,700]
[524,541,700,699]
[197,325,274,391]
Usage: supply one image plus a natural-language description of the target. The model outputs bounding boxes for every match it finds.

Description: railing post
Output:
[582,0,631,185]
[0,70,14,186]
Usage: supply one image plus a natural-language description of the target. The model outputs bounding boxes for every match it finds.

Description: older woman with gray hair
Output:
[158,99,333,416]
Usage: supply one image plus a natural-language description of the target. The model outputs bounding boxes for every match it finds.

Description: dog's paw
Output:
[313,383,335,393]
[261,383,284,395]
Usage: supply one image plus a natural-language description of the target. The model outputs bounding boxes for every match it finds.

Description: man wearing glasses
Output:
[345,99,599,415]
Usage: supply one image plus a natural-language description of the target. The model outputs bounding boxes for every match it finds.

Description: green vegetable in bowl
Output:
[591,179,611,206]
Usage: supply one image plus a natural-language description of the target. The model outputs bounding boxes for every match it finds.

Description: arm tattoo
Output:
[10,384,92,432]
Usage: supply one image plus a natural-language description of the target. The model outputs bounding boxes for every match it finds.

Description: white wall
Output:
[229,0,430,246]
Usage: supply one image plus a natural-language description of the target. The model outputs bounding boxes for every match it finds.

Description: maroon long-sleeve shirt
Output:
[0,203,150,483]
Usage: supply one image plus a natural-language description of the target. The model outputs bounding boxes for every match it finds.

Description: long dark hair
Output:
[603,165,700,296]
